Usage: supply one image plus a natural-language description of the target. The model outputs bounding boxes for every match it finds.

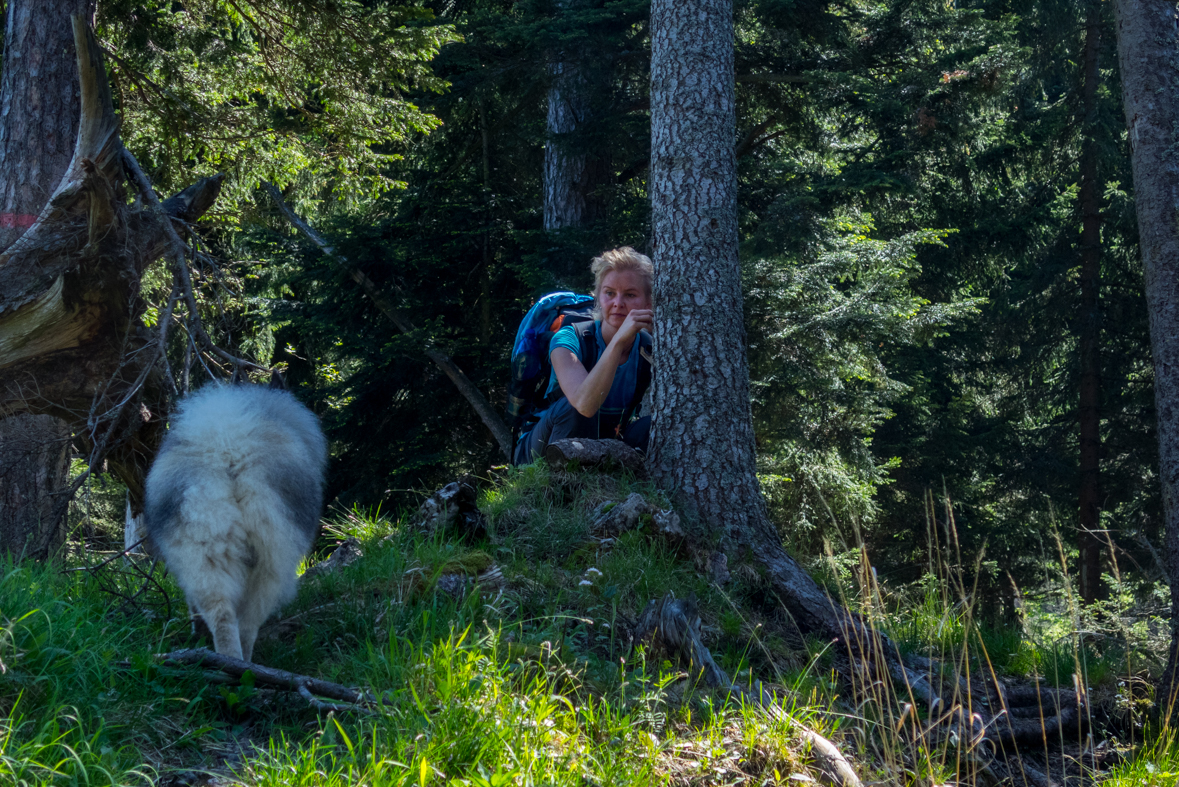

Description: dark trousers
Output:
[513,397,651,465]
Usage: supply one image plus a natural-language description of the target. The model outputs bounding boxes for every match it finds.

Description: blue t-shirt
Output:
[545,321,643,436]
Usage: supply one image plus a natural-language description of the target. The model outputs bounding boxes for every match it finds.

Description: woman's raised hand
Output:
[615,308,654,344]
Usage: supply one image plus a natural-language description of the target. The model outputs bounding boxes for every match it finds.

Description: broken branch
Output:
[121,148,263,374]
[158,647,373,711]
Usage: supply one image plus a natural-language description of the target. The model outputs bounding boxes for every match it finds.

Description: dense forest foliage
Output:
[98,0,1157,619]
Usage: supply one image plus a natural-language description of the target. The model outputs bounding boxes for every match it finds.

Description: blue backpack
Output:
[506,292,596,436]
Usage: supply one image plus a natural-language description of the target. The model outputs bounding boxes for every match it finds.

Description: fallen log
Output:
[892,648,1084,753]
[543,438,647,477]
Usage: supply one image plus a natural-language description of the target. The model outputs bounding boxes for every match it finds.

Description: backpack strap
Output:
[546,320,599,407]
[572,320,599,372]
[562,322,651,437]
[616,331,652,438]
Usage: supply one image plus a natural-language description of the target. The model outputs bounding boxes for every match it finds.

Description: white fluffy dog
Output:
[144,381,328,662]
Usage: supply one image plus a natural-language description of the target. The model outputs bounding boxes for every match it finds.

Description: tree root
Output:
[631,587,1082,787]
[634,593,864,787]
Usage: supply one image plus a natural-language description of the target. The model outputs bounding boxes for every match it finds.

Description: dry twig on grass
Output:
[62,537,174,620]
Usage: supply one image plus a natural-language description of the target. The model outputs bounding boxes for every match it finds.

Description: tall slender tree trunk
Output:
[544,57,591,230]
[0,0,94,559]
[479,99,493,340]
[648,0,857,642]
[1111,0,1179,714]
[543,0,607,234]
[1077,7,1104,605]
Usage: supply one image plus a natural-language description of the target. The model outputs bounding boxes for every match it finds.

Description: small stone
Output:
[435,573,468,600]
[706,551,730,585]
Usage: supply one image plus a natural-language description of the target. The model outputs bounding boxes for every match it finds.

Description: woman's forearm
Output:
[565,344,623,416]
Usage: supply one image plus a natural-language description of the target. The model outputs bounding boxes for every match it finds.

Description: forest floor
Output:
[2,461,1176,786]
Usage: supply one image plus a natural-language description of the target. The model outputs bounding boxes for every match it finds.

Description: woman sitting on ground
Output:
[514,247,654,465]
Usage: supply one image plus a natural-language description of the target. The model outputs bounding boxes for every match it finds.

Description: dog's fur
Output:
[144,382,327,662]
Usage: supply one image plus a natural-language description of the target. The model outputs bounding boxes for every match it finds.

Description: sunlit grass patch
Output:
[0,561,179,785]
[1104,729,1179,786]
[0,707,154,787]
[237,622,827,787]
[15,467,1179,785]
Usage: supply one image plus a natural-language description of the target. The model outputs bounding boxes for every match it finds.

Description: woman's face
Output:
[598,269,652,328]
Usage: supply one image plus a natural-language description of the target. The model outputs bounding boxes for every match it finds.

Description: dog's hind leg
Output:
[199,596,244,660]
[167,526,253,660]
[236,559,299,663]
[235,591,267,663]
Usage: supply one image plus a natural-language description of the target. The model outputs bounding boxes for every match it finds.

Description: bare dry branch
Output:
[262,181,513,459]
[121,148,264,373]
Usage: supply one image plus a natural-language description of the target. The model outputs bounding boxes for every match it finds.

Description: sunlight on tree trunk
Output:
[1111,0,1179,715]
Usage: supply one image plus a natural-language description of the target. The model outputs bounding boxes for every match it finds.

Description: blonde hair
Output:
[591,246,654,305]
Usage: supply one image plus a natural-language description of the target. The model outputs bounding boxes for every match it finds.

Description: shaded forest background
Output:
[82,0,1158,620]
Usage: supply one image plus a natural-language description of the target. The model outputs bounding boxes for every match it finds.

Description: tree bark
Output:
[1111,0,1179,715]
[0,0,94,557]
[647,0,859,642]
[0,11,223,525]
[1077,6,1104,605]
[0,0,93,249]
[0,413,71,559]
[543,0,607,231]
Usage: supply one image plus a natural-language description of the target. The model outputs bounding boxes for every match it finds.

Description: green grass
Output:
[3,463,1176,785]
[1104,730,1179,786]
[0,466,832,785]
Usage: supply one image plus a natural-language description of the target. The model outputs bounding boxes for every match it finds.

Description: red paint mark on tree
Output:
[0,214,38,229]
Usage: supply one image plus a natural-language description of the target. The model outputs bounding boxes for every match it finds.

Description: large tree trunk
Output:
[0,414,71,559]
[1077,7,1104,604]
[0,0,93,558]
[647,0,857,642]
[0,8,223,531]
[1111,0,1179,715]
